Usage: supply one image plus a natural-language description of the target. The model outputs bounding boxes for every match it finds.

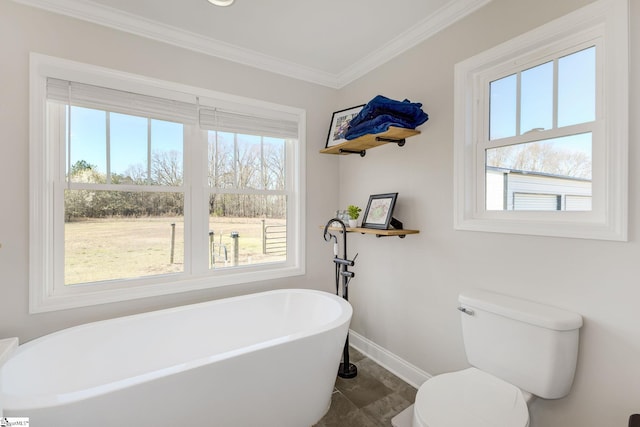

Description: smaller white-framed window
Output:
[454,0,628,241]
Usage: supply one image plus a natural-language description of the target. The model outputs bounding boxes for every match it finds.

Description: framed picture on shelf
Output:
[325,105,364,148]
[361,193,398,230]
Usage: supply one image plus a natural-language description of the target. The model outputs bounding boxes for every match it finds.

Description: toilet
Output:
[393,289,583,427]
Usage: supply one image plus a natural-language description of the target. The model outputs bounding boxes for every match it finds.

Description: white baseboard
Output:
[348,329,431,389]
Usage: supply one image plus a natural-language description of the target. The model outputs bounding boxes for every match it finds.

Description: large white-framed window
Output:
[30,54,306,313]
[454,0,628,240]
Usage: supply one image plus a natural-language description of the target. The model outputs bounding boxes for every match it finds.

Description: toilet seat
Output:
[413,367,529,427]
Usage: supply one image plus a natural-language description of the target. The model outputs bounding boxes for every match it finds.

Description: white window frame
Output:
[29,54,306,313]
[453,0,628,241]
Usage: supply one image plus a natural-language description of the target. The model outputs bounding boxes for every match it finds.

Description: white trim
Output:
[32,53,305,118]
[337,0,492,87]
[13,0,489,89]
[453,0,628,241]
[32,266,306,313]
[348,329,431,389]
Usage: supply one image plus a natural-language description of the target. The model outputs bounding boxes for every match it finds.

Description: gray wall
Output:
[1,0,639,425]
[338,0,640,426]
[0,0,338,339]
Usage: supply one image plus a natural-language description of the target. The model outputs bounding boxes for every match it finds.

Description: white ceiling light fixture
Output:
[207,0,235,6]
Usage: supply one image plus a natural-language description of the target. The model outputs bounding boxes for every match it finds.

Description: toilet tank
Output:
[458,290,582,399]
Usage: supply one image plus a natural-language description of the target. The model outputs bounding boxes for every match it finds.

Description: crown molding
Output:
[337,0,492,87]
[13,0,491,89]
[12,0,341,87]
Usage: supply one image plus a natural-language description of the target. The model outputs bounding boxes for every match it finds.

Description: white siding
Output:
[486,168,592,211]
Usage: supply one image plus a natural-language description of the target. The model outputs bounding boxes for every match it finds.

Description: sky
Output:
[488,46,595,162]
[68,107,183,177]
[68,108,285,185]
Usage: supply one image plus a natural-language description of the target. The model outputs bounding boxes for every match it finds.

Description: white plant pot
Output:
[348,219,358,228]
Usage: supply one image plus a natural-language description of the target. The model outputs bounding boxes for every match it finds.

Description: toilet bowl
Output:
[412,368,530,427]
[391,290,582,427]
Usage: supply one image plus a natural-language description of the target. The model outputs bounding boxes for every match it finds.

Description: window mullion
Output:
[480,121,595,151]
[147,118,152,185]
[261,136,266,190]
[66,105,71,186]
[516,72,522,136]
[106,111,111,185]
[187,125,209,275]
[67,182,184,192]
[553,58,559,130]
[234,133,239,189]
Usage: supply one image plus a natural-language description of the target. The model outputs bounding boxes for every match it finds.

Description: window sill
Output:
[30,265,305,314]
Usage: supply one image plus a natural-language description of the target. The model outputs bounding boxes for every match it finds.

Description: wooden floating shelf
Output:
[325,226,420,238]
[320,127,421,156]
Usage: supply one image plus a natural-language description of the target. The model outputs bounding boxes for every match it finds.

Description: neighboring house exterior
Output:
[486,166,592,211]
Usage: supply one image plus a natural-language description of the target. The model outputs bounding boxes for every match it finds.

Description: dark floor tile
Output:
[335,369,393,409]
[316,349,415,427]
[361,392,414,427]
[314,408,379,427]
[357,358,418,402]
[397,383,417,404]
[315,391,358,424]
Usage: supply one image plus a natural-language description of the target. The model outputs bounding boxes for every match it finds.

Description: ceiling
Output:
[15,0,491,88]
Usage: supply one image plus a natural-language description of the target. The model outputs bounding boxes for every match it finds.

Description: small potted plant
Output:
[347,205,361,228]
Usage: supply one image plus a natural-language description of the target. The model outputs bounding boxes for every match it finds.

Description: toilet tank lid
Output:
[459,290,583,331]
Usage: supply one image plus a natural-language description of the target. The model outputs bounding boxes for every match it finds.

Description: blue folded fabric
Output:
[345,95,428,140]
[344,114,417,140]
[348,95,428,129]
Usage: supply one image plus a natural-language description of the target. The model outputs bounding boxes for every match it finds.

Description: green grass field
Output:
[64,216,286,285]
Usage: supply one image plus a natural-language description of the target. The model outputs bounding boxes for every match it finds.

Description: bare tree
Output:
[263,141,285,191]
[208,132,235,215]
[123,163,147,184]
[487,142,592,179]
[152,150,183,186]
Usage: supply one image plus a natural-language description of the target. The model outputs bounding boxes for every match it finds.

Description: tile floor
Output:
[314,348,417,427]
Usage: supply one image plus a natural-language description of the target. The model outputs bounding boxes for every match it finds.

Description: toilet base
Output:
[391,404,414,427]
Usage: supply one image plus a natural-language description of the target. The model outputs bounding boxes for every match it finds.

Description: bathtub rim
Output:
[1,288,352,411]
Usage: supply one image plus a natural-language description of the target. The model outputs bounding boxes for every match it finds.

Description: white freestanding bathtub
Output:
[0,289,352,426]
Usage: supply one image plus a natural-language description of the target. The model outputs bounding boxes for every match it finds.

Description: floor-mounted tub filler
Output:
[0,289,352,426]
